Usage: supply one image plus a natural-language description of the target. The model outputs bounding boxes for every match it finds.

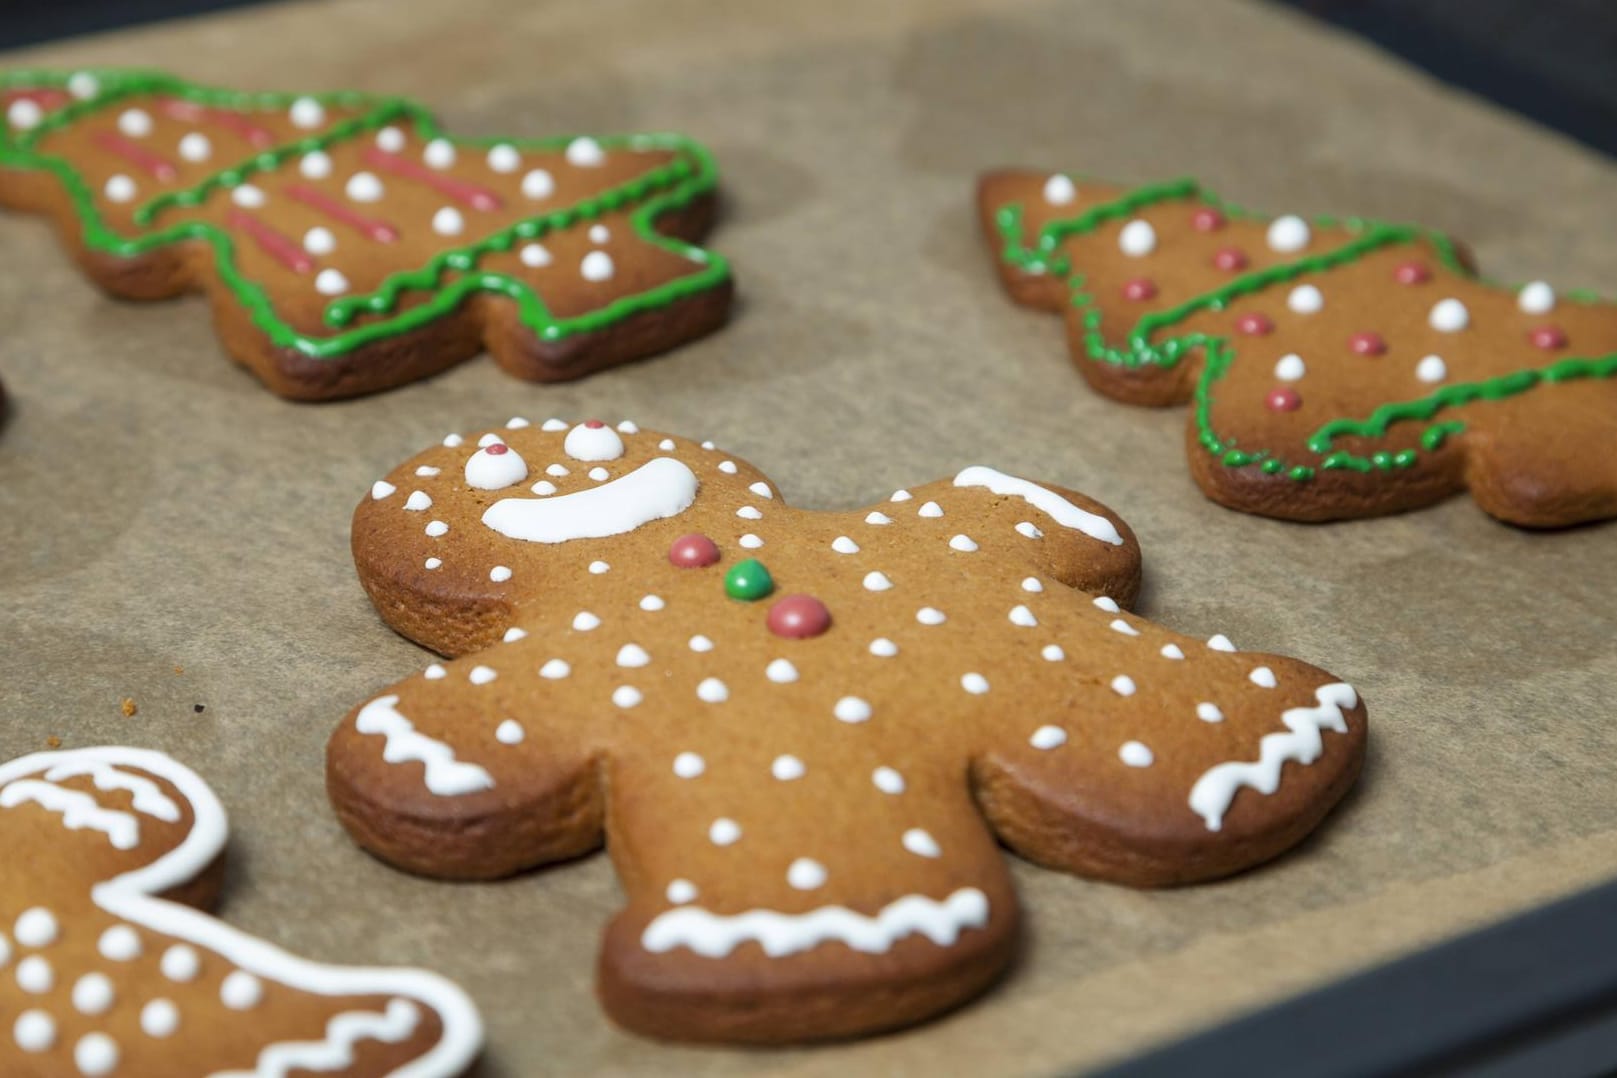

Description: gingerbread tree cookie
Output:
[329,418,1367,1043]
[0,69,731,399]
[978,171,1617,527]
[0,745,481,1074]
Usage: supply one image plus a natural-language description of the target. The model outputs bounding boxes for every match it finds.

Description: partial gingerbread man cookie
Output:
[0,745,481,1075]
[978,171,1617,526]
[329,418,1367,1043]
[0,69,731,399]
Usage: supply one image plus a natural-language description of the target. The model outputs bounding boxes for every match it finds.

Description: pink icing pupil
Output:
[485,443,509,455]
[584,420,605,429]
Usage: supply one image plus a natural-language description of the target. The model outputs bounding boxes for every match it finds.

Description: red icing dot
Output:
[1191,207,1225,232]
[583,419,605,429]
[1393,262,1431,285]
[1265,387,1302,413]
[668,534,720,569]
[1235,313,1274,336]
[767,594,832,639]
[485,443,509,455]
[1121,278,1157,302]
[1528,325,1568,350]
[1212,247,1248,273]
[1348,332,1387,356]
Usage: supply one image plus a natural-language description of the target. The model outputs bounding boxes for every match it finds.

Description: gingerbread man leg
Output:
[0,746,480,1075]
[335,420,1367,1043]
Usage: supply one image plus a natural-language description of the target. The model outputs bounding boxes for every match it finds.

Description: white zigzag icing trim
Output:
[1188,682,1358,832]
[355,694,495,796]
[44,760,182,820]
[211,998,421,1077]
[0,780,141,848]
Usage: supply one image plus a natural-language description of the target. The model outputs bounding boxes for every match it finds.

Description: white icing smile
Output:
[482,458,699,543]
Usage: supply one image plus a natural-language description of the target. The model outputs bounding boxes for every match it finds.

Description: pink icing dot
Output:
[1191,207,1225,232]
[1393,261,1431,285]
[1212,247,1248,273]
[1528,325,1568,350]
[668,534,720,569]
[1348,332,1387,356]
[485,443,510,455]
[583,419,606,429]
[1265,387,1302,412]
[1235,313,1274,336]
[767,595,832,639]
[1121,278,1157,302]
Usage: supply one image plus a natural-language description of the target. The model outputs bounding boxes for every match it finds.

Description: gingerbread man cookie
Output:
[0,69,731,399]
[978,171,1617,526]
[0,745,481,1075]
[329,418,1367,1043]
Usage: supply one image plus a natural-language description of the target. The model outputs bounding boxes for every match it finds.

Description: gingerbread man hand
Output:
[979,170,1617,526]
[0,746,480,1075]
[330,419,1367,1042]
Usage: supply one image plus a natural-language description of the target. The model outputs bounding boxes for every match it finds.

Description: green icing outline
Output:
[993,176,1616,482]
[0,68,730,360]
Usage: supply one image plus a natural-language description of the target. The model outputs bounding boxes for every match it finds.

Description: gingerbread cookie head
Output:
[978,170,1617,527]
[332,420,1366,1043]
[0,746,481,1074]
[0,68,731,399]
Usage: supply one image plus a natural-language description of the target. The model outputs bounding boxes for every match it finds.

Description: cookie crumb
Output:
[45,736,61,749]
[120,697,138,717]
[174,665,184,675]
[194,704,206,714]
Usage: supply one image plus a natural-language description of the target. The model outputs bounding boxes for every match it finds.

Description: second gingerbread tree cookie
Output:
[979,170,1617,527]
[330,418,1367,1043]
[0,69,731,399]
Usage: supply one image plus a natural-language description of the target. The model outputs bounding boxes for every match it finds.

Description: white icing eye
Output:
[465,444,529,490]
[563,421,625,461]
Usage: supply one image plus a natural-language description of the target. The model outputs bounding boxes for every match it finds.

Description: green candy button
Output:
[724,558,774,601]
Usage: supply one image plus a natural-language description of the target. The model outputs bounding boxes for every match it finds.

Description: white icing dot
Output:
[140,998,179,1037]
[299,151,332,179]
[315,268,350,296]
[1267,214,1311,253]
[833,697,872,724]
[1274,353,1306,381]
[15,908,57,947]
[718,461,738,475]
[424,520,449,538]
[1208,634,1236,652]
[98,926,141,962]
[416,465,441,477]
[75,1032,119,1075]
[487,143,520,172]
[563,422,625,461]
[581,251,615,281]
[772,755,806,781]
[640,595,665,611]
[1119,218,1157,257]
[423,664,446,680]
[496,720,525,745]
[541,418,569,432]
[869,638,898,657]
[572,612,601,631]
[375,125,407,152]
[178,132,211,162]
[465,444,528,490]
[423,138,456,169]
[15,956,52,993]
[709,818,741,846]
[1009,605,1038,627]
[666,879,698,904]
[865,511,892,525]
[118,107,153,137]
[1030,725,1067,750]
[72,972,115,1015]
[589,223,610,244]
[539,659,571,679]
[443,433,465,447]
[902,828,941,859]
[673,752,705,778]
[949,534,979,552]
[1197,702,1225,723]
[519,168,555,201]
[831,536,860,554]
[749,482,774,499]
[1416,354,1448,383]
[1111,675,1137,696]
[739,534,764,549]
[1119,741,1154,767]
[424,558,442,570]
[863,571,893,592]
[1160,644,1185,660]
[104,174,136,203]
[160,945,199,982]
[1015,522,1043,539]
[345,171,383,202]
[566,136,606,166]
[588,467,610,482]
[918,501,944,518]
[520,242,552,268]
[1287,284,1324,314]
[702,441,717,450]
[658,438,676,450]
[1429,297,1470,332]
[589,559,611,573]
[613,686,642,709]
[616,643,650,667]
[289,97,326,129]
[469,665,498,685]
[697,677,729,703]
[546,463,569,477]
[891,489,913,502]
[230,182,267,208]
[961,673,989,694]
[1043,173,1076,205]
[1249,666,1278,688]
[766,658,799,684]
[1022,577,1043,593]
[872,767,905,794]
[303,226,336,256]
[689,635,714,653]
[68,72,100,99]
[404,490,432,511]
[1518,280,1555,314]
[917,607,946,625]
[1093,596,1121,613]
[787,857,827,890]
[432,206,464,236]
[220,971,262,1010]
[503,627,527,643]
[6,99,42,130]
[1041,644,1065,661]
[736,506,763,520]
[530,480,557,496]
[13,1009,54,1051]
[1110,618,1140,636]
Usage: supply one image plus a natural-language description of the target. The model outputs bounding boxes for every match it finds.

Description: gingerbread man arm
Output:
[0,68,731,400]
[0,746,481,1075]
